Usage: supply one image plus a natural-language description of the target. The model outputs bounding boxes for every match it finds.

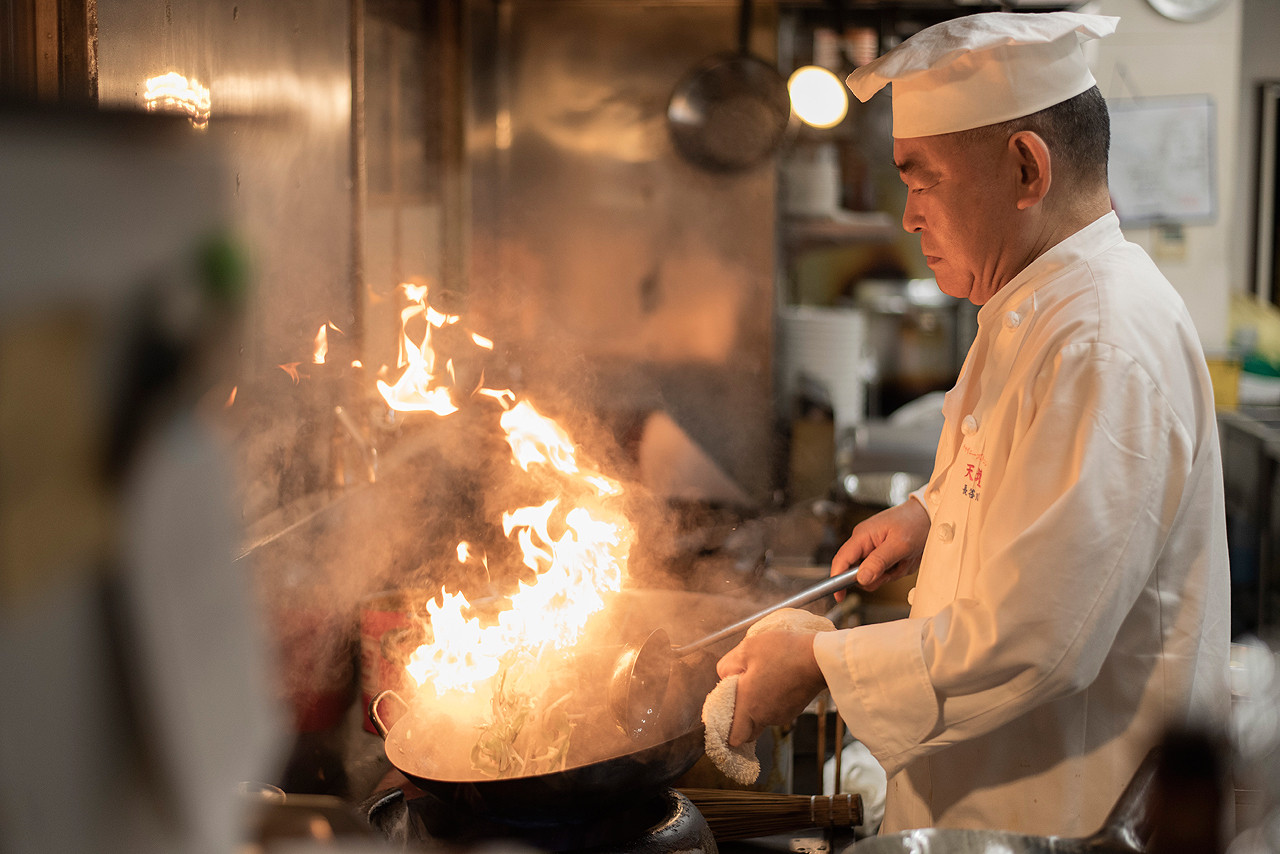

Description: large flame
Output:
[371,284,631,697]
[375,288,464,416]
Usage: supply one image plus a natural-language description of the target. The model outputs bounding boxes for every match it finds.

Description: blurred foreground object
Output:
[1227,637,1280,853]
[0,108,284,854]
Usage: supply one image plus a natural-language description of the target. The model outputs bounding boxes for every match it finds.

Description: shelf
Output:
[777,0,1071,9]
[782,210,898,246]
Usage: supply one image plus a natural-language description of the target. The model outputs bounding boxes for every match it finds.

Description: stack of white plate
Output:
[777,305,872,432]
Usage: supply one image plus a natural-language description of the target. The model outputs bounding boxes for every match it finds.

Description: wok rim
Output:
[379,703,708,816]
[368,589,757,812]
[372,659,713,816]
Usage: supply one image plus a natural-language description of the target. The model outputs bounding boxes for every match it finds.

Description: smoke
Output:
[223,321,672,718]
[222,268,776,753]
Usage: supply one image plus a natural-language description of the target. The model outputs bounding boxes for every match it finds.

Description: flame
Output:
[374,286,469,416]
[501,401,622,499]
[405,495,627,693]
[501,401,578,475]
[477,387,517,407]
[375,284,633,699]
[279,362,303,384]
[313,321,342,365]
[225,385,238,408]
[143,72,212,129]
[410,590,505,691]
[403,407,631,694]
[313,324,328,364]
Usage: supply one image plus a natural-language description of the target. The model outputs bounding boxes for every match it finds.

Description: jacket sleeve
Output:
[816,341,1194,775]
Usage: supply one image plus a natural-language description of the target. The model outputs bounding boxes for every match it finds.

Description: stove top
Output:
[364,785,716,854]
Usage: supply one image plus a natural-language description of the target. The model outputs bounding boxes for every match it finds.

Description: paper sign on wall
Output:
[1108,95,1216,226]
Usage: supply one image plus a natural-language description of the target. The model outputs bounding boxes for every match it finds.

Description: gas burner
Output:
[365,786,716,854]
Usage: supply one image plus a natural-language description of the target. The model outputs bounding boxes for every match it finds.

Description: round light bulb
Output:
[787,65,849,129]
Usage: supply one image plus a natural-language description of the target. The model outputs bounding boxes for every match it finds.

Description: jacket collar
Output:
[976,211,1124,327]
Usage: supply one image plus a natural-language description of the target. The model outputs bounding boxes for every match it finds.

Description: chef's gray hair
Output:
[959,86,1111,191]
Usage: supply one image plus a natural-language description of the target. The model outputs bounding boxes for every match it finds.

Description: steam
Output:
[225,287,690,732]
[225,267,801,781]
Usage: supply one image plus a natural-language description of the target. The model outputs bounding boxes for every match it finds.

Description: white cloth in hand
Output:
[701,607,836,784]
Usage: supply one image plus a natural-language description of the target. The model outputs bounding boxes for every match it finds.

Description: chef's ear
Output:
[1009,130,1052,211]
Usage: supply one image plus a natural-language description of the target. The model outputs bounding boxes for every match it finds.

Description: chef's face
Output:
[894,133,1021,305]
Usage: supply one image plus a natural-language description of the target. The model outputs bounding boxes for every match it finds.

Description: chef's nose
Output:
[902,195,924,233]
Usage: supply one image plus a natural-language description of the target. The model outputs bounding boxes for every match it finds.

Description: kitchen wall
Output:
[86,0,1272,505]
[1088,0,1245,349]
[95,0,355,373]
[464,0,781,505]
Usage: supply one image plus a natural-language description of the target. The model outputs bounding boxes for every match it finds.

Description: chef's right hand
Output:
[831,498,930,594]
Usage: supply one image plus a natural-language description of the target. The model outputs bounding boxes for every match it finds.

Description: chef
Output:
[717,11,1231,837]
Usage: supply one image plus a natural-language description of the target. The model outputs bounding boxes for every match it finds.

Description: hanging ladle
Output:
[610,566,862,739]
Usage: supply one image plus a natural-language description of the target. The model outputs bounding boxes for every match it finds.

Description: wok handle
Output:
[673,567,861,657]
[367,689,408,740]
[678,790,863,841]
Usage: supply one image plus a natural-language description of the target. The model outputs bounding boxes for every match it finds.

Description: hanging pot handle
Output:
[367,689,409,739]
[737,0,753,55]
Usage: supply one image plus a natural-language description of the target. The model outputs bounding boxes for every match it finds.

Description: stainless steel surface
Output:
[1219,407,1280,638]
[612,627,675,740]
[840,471,928,507]
[852,278,978,418]
[466,0,781,503]
[94,0,356,375]
[91,0,784,518]
[846,745,1159,853]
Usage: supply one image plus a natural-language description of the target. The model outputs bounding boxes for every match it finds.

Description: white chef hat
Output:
[846,12,1119,139]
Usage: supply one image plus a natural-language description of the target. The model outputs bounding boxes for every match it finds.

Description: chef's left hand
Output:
[716,630,828,747]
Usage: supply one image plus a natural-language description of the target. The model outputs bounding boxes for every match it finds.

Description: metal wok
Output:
[847,745,1160,853]
[368,590,761,819]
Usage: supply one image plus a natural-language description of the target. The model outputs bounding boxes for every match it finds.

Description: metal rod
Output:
[673,567,860,656]
[833,712,845,795]
[349,0,367,355]
[815,694,827,796]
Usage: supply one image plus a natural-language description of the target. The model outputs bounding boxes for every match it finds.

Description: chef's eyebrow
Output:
[894,156,924,177]
[895,157,940,186]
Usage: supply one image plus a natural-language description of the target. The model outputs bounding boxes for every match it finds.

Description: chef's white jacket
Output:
[814,212,1231,837]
